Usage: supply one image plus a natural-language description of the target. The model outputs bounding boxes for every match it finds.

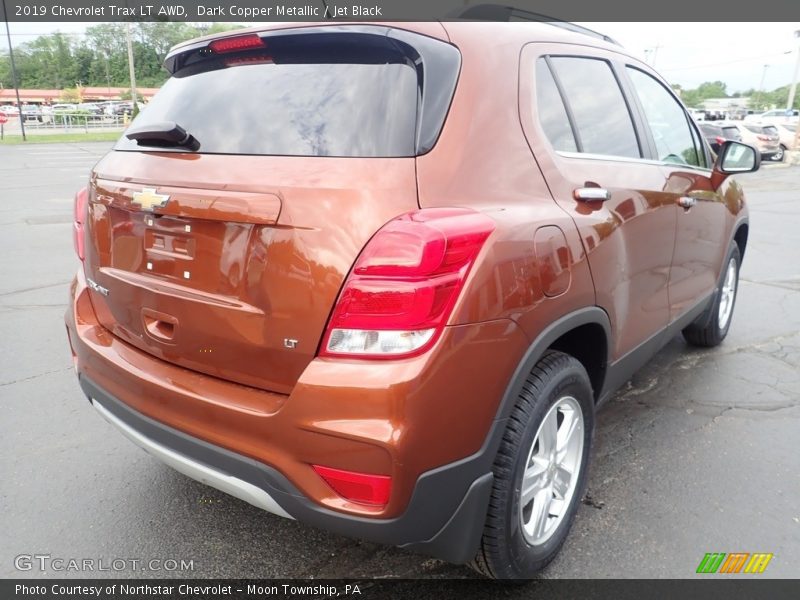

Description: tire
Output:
[772,145,786,162]
[682,241,741,347]
[471,350,594,579]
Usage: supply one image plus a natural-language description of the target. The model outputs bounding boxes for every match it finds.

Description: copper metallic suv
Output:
[65,22,759,579]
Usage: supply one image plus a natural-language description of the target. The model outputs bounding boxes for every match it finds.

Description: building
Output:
[0,86,159,104]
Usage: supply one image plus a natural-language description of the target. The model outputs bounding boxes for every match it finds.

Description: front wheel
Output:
[682,241,741,347]
[471,351,594,579]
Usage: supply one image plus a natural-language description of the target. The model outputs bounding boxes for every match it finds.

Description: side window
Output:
[548,56,641,158]
[535,59,577,152]
[687,118,708,168]
[626,67,703,167]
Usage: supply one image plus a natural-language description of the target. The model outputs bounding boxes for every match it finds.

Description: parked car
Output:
[719,123,744,142]
[21,104,43,122]
[688,108,707,122]
[98,101,121,116]
[703,110,726,121]
[116,102,134,116]
[742,123,782,161]
[65,22,758,580]
[744,108,799,125]
[77,103,105,119]
[699,123,727,153]
[775,123,797,156]
[715,121,779,161]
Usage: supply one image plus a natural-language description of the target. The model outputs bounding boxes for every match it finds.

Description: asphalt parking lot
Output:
[1,142,798,583]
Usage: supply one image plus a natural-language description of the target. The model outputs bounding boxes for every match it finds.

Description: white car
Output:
[688,108,707,122]
[743,109,799,125]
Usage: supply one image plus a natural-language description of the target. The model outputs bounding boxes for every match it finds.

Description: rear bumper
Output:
[66,270,528,562]
[80,375,495,563]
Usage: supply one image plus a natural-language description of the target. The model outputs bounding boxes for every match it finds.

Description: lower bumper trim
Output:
[92,399,293,519]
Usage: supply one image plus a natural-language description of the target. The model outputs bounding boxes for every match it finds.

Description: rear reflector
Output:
[320,208,495,359]
[209,34,265,54]
[73,186,88,261]
[312,465,391,507]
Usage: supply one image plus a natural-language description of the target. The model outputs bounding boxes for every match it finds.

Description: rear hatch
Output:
[82,26,459,395]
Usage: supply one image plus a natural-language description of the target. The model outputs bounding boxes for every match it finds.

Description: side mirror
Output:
[711,141,760,190]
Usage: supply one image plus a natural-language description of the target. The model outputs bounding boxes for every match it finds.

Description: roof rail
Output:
[451,4,621,46]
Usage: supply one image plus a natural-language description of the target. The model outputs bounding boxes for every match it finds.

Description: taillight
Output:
[715,136,725,145]
[320,208,495,359]
[73,186,88,261]
[312,465,392,507]
[757,135,770,142]
[209,34,265,54]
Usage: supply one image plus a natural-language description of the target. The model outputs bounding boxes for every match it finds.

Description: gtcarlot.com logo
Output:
[14,554,195,573]
[696,552,773,574]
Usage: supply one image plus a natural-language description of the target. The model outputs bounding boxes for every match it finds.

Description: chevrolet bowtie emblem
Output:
[132,188,170,211]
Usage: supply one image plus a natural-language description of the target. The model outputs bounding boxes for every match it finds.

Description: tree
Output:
[60,87,81,102]
[0,22,243,92]
[696,81,727,99]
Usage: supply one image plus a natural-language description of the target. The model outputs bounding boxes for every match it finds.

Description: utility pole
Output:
[787,30,800,111]
[754,64,770,111]
[2,0,26,140]
[645,43,663,68]
[126,23,138,106]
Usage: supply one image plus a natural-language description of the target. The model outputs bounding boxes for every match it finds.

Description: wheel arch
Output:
[498,307,611,418]
[733,220,749,262]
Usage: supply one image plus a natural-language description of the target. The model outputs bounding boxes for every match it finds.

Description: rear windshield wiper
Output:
[125,121,200,151]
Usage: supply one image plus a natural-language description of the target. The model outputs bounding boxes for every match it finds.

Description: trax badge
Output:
[132,188,170,211]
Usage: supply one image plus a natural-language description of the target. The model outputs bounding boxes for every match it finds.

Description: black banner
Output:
[3,580,800,600]
[0,0,797,22]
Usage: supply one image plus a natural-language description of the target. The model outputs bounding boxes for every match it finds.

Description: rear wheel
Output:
[471,351,594,579]
[682,241,740,347]
[772,145,786,162]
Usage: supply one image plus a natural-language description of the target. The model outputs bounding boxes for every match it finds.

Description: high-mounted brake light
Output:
[224,55,273,67]
[73,186,88,261]
[320,208,495,359]
[312,465,392,507]
[209,34,265,54]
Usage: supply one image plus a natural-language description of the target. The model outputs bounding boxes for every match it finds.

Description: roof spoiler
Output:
[449,4,621,46]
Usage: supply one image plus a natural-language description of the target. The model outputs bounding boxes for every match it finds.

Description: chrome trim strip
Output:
[556,150,713,173]
[92,399,293,519]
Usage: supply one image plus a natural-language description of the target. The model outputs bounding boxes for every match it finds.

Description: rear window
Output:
[722,126,742,141]
[763,126,779,136]
[116,30,459,158]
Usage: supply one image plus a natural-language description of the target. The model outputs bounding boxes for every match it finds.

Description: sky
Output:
[3,21,800,94]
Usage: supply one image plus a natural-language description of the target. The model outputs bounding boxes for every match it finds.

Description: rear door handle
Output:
[573,187,610,202]
[677,196,696,209]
